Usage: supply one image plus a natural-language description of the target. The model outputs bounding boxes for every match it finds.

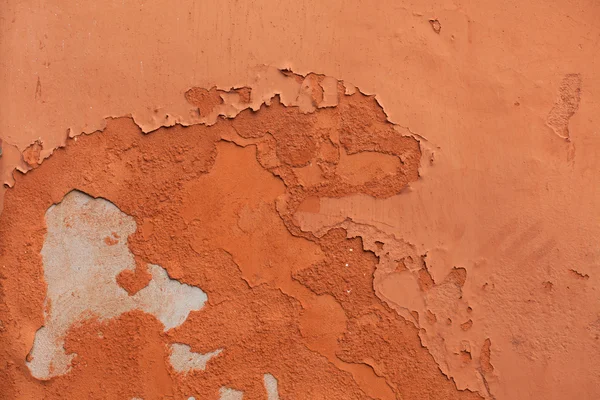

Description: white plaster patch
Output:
[169,343,222,373]
[219,387,244,400]
[264,373,280,400]
[27,190,207,380]
[215,374,279,400]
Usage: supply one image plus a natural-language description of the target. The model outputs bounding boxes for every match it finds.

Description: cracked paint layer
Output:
[0,48,599,400]
[263,374,280,400]
[0,71,488,399]
[169,344,222,373]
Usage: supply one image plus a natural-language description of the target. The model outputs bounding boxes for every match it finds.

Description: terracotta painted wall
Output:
[1,1,599,399]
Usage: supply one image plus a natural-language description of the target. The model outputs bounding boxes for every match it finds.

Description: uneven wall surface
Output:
[0,1,599,399]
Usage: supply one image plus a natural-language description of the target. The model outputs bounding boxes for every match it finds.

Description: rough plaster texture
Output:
[28,190,207,380]
[0,1,599,399]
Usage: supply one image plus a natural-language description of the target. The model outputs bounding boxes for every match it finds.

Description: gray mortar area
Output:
[27,190,208,380]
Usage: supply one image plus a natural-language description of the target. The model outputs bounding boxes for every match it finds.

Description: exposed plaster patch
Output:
[215,375,279,400]
[169,343,222,373]
[219,387,244,400]
[27,190,207,380]
[0,66,393,216]
[263,373,280,400]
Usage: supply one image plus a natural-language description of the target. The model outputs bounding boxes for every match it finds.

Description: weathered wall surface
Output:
[1,1,599,399]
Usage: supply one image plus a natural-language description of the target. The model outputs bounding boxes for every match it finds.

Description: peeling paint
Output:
[1,3,600,397]
[28,190,207,380]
